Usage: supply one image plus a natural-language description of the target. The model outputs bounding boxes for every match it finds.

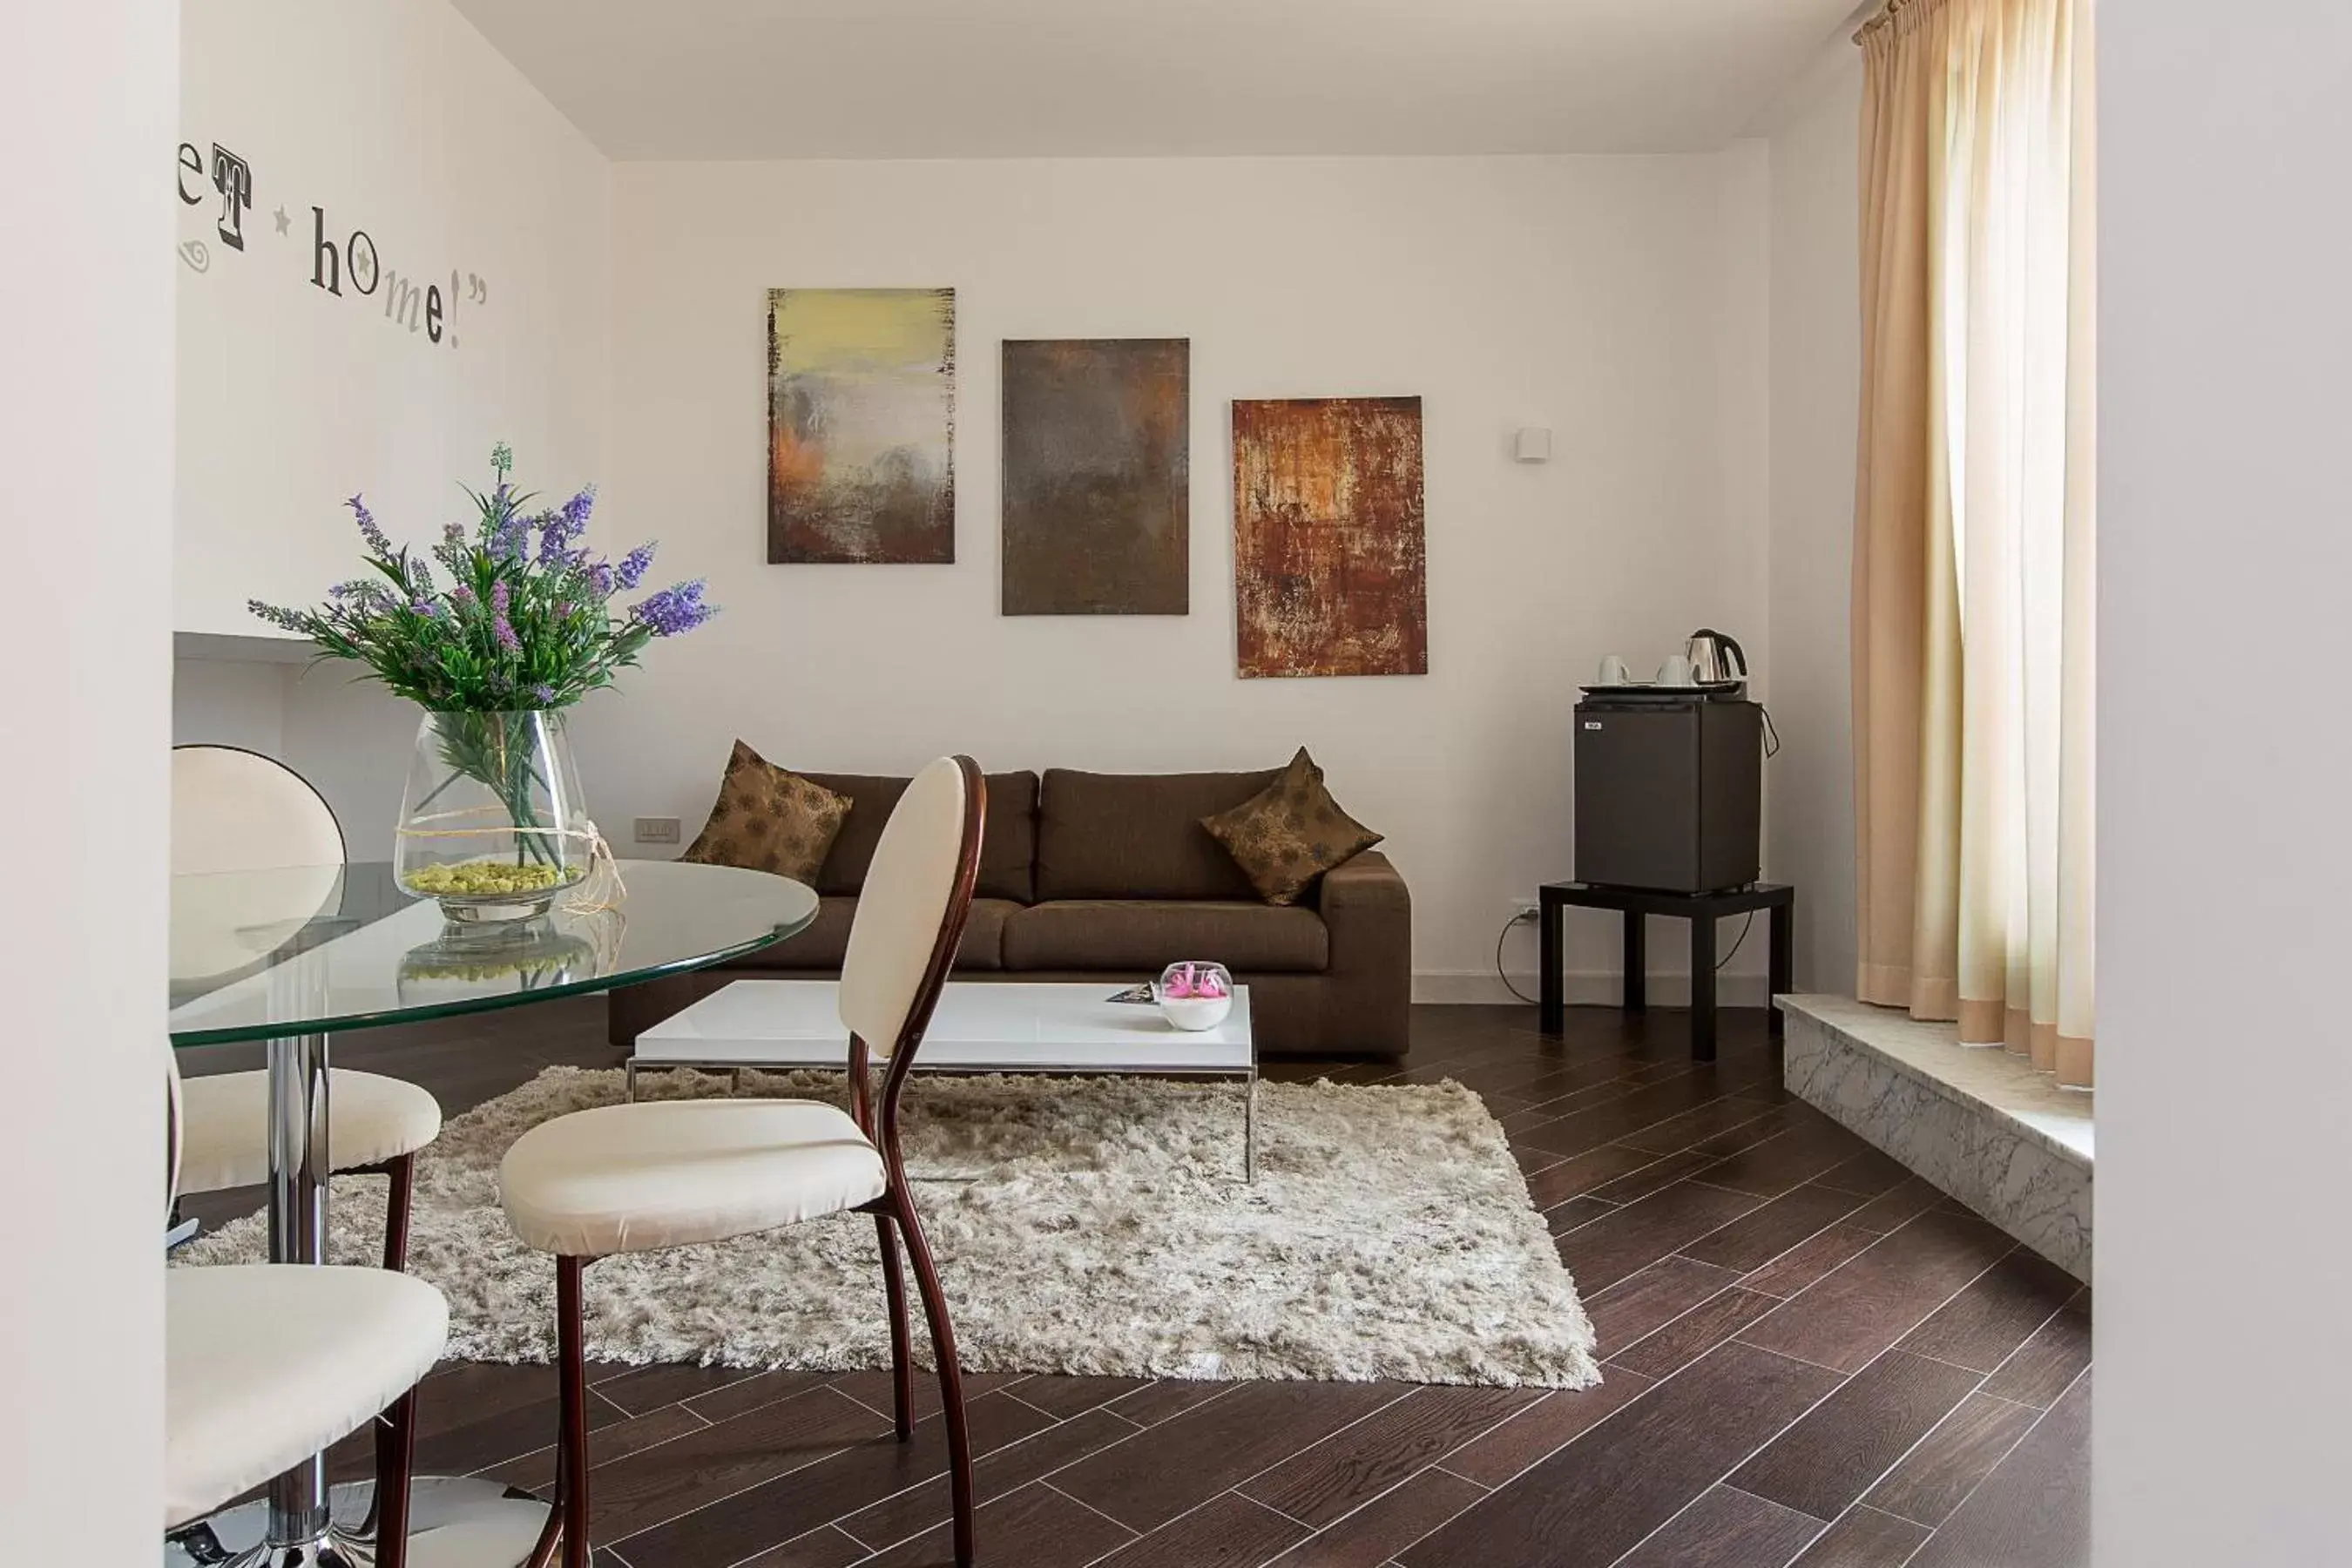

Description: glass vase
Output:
[1156,960,1234,1031]
[395,708,590,923]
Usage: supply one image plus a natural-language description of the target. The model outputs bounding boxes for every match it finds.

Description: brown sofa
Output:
[608,765,1413,1058]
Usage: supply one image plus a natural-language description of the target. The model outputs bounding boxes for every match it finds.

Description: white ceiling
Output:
[449,0,1862,160]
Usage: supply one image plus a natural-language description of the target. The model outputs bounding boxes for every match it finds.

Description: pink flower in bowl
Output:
[1157,962,1234,1031]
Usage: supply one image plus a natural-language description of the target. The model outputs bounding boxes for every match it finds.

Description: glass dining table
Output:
[166,858,818,1568]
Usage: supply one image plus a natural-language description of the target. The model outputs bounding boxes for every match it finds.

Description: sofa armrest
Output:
[1314,851,1412,1057]
[1320,849,1409,922]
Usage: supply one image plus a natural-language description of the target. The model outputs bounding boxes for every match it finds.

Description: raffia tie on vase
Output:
[562,820,626,916]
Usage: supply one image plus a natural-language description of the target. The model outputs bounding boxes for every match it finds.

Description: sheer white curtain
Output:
[1853,0,2096,1086]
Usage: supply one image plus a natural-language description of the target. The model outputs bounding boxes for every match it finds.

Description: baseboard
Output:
[1412,970,1773,1007]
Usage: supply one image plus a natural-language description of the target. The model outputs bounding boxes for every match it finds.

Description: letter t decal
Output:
[209,144,253,252]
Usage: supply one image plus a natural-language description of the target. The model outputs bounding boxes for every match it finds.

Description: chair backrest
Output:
[171,745,346,875]
[163,1037,184,1218]
[838,756,984,1064]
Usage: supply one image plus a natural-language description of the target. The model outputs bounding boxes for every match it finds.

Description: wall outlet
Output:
[632,815,681,845]
[1510,897,1542,923]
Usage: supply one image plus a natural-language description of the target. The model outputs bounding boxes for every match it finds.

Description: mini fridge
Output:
[1573,698,1762,893]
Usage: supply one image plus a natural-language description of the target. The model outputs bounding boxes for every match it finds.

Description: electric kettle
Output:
[1684,628,1749,686]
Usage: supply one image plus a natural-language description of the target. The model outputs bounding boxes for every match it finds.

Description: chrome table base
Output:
[165,1477,550,1568]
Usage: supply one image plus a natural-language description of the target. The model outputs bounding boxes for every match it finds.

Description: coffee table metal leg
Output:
[1245,1071,1258,1182]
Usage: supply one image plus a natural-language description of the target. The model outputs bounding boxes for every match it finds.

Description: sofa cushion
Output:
[1200,747,1384,906]
[1035,767,1279,902]
[736,896,1012,972]
[679,740,852,883]
[804,771,1037,903]
[1001,899,1328,973]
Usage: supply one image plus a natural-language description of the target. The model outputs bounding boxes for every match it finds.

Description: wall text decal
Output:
[175,138,490,352]
[176,141,251,251]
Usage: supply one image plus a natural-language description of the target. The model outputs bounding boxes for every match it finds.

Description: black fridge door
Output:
[1574,702,1700,891]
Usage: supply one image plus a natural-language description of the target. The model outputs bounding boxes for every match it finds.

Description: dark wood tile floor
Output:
[179,997,2091,1568]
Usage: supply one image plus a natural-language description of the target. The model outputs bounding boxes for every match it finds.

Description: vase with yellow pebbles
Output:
[395,708,591,924]
[246,443,717,928]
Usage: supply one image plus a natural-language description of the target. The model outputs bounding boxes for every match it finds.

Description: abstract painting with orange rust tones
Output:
[1232,396,1427,678]
[1002,338,1191,615]
[766,287,956,564]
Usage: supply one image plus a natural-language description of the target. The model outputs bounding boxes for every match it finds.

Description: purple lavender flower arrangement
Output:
[248,443,714,712]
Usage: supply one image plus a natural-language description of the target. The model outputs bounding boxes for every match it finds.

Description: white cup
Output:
[1597,654,1633,686]
[1656,653,1697,686]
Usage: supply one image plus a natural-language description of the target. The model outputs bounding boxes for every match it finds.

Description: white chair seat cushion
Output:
[499,1098,888,1256]
[177,1068,443,1194]
[166,1264,449,1529]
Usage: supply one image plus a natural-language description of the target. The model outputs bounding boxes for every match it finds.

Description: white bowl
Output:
[1158,994,1234,1031]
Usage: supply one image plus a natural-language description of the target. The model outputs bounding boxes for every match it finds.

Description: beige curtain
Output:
[1852,0,2096,1087]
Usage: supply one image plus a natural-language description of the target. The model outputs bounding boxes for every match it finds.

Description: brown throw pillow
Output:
[679,740,852,884]
[1200,747,1382,906]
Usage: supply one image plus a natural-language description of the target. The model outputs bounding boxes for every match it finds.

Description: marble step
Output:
[1776,994,2091,1281]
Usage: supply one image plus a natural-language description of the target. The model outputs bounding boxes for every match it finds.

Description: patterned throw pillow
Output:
[1200,747,1383,906]
[679,740,852,884]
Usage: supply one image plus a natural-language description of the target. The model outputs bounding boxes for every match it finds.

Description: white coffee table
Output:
[631,979,1260,1178]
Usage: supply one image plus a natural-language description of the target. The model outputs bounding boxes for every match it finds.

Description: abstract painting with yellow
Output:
[767,287,956,564]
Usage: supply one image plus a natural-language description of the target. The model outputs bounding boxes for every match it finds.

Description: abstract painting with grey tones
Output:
[1001,338,1190,614]
[1232,396,1428,677]
[767,287,956,564]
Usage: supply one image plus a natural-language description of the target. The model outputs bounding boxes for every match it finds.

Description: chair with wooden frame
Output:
[163,1041,446,1567]
[171,743,443,1273]
[496,755,987,1568]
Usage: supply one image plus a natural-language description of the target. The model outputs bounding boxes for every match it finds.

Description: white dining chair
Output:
[497,756,986,1568]
[171,744,351,875]
[171,744,443,1269]
[164,1044,449,1567]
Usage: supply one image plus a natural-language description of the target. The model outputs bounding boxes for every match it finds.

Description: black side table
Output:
[1538,882,1795,1060]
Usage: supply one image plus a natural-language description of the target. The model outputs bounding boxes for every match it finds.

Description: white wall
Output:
[170,0,615,847]
[173,652,291,758]
[2099,2,2352,1560]
[1762,48,1863,991]
[174,0,612,637]
[163,39,1864,1007]
[598,153,1775,995]
[0,0,175,1552]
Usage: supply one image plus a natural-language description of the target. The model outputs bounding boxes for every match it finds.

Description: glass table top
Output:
[167,860,818,1045]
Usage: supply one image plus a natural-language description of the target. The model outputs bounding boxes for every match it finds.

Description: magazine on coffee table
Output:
[1105,982,1156,1004]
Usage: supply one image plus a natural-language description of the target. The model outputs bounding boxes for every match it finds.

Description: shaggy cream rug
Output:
[179,1066,1599,1389]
